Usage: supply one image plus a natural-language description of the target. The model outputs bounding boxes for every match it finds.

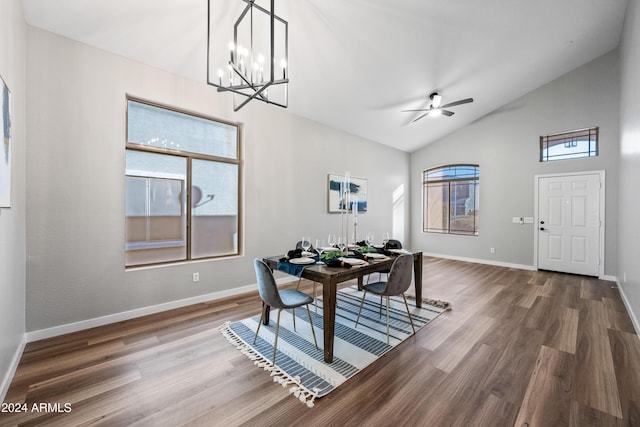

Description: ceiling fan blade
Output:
[412,112,431,122]
[441,109,454,117]
[401,109,430,112]
[440,98,474,109]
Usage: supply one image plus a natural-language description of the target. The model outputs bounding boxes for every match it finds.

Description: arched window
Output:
[423,165,479,235]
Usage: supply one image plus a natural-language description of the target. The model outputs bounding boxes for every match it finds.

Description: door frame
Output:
[533,170,606,279]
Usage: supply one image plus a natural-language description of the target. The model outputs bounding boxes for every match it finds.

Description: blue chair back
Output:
[384,239,402,250]
[254,259,285,309]
[383,254,413,296]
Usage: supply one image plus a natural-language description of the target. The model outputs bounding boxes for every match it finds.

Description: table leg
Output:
[414,253,423,308]
[322,276,338,363]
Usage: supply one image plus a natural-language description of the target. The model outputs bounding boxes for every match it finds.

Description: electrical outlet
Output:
[490,247,496,254]
[193,272,200,282]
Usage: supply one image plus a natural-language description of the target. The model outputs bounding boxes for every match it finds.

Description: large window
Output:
[423,165,479,236]
[540,127,598,162]
[126,98,241,267]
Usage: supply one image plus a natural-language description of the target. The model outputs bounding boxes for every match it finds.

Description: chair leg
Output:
[386,295,390,344]
[292,307,297,332]
[273,309,282,366]
[379,295,383,318]
[306,305,318,349]
[402,293,416,335]
[355,290,368,327]
[254,302,265,345]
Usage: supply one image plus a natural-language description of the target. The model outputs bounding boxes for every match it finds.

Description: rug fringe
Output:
[405,294,452,311]
[219,321,318,408]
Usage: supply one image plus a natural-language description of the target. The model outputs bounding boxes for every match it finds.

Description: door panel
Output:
[537,174,601,276]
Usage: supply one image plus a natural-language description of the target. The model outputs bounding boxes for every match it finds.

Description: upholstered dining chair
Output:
[253,259,318,366]
[355,253,416,344]
[367,239,403,284]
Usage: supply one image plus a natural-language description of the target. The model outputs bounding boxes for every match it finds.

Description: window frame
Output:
[539,126,599,162]
[125,95,242,267]
[422,164,479,236]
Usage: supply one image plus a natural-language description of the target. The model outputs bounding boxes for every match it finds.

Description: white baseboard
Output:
[423,252,536,271]
[26,276,298,343]
[1,334,27,403]
[616,279,640,335]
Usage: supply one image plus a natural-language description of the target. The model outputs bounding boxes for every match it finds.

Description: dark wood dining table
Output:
[263,250,423,363]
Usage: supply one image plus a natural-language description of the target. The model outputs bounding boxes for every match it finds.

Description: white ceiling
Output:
[22,0,629,152]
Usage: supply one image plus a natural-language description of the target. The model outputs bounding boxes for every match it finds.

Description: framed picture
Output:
[327,174,368,213]
[0,75,10,208]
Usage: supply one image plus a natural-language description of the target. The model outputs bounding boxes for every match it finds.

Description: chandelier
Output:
[207,0,289,111]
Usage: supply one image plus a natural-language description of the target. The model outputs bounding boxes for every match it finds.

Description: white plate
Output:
[320,247,339,252]
[389,248,410,254]
[365,253,387,259]
[339,257,367,266]
[289,257,315,265]
[301,251,315,257]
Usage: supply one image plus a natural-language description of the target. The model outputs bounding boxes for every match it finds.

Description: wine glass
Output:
[328,234,336,249]
[366,232,374,248]
[301,236,311,255]
[337,236,346,253]
[382,232,390,248]
[315,239,326,264]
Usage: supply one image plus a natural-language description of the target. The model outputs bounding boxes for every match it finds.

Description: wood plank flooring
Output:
[2,257,640,426]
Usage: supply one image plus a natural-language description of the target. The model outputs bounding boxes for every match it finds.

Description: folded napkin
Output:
[325,258,352,268]
[279,248,303,262]
[352,251,371,261]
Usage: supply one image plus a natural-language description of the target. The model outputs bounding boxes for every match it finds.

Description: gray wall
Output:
[25,27,410,332]
[0,0,26,397]
[618,0,640,326]
[410,51,620,275]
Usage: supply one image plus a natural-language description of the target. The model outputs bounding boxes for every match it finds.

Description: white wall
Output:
[0,0,26,399]
[411,50,620,274]
[25,27,410,333]
[618,0,640,327]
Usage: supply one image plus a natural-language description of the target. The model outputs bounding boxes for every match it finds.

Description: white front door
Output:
[536,172,603,277]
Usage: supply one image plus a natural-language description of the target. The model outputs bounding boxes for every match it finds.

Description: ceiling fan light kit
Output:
[402,91,473,122]
[207,0,289,112]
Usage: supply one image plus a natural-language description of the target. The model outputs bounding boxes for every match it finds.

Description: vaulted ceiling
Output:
[22,0,629,152]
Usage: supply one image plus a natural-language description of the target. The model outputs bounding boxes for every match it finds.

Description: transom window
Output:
[125,98,241,267]
[423,165,479,236]
[540,127,598,162]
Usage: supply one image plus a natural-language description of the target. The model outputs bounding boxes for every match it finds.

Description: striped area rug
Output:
[219,285,450,407]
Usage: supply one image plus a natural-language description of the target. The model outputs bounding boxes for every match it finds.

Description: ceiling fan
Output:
[402,92,473,122]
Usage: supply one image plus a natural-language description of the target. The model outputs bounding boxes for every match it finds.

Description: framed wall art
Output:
[1,75,10,208]
[327,173,368,213]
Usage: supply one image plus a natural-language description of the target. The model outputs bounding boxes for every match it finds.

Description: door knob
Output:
[540,227,545,231]
[540,220,545,224]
